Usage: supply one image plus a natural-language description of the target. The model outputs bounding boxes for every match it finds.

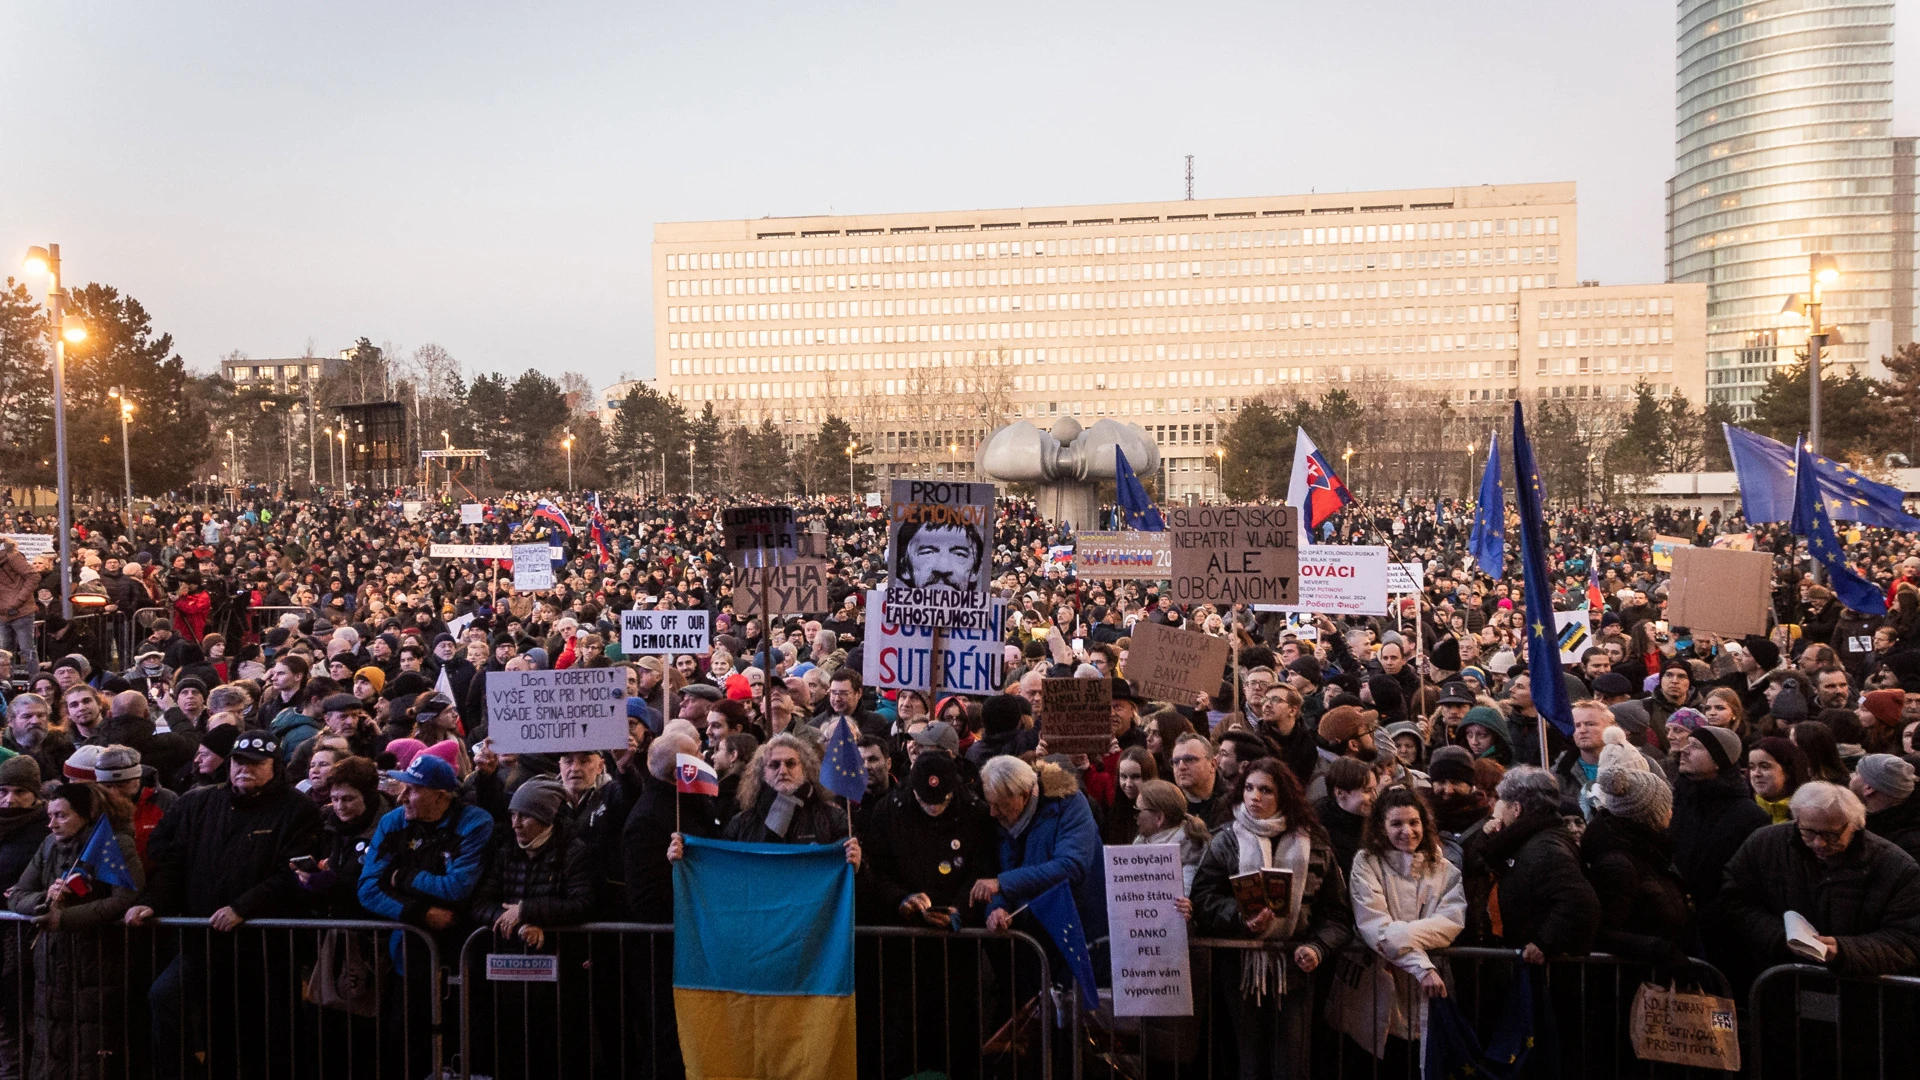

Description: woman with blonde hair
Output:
[1131,778,1209,902]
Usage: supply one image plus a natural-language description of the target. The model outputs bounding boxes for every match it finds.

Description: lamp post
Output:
[1782,252,1842,454]
[110,390,135,515]
[846,441,859,504]
[336,428,348,490]
[687,439,696,494]
[948,441,957,478]
[1214,447,1226,500]
[21,245,86,618]
[1466,440,1477,502]
[225,428,237,503]
[562,430,575,491]
[322,427,337,486]
[286,403,301,493]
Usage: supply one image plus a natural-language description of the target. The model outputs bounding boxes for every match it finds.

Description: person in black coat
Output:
[1667,725,1768,968]
[1581,742,1692,970]
[621,733,720,922]
[1470,765,1599,961]
[0,755,48,1076]
[294,756,388,918]
[718,735,852,848]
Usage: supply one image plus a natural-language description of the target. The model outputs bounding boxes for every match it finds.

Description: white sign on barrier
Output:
[1103,844,1193,1017]
[622,610,710,655]
[484,668,626,754]
[1254,545,1390,617]
[486,954,558,982]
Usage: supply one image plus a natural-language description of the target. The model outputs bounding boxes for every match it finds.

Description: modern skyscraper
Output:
[1669,0,1901,416]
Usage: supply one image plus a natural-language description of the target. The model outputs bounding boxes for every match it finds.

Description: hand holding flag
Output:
[1793,441,1887,615]
[674,753,720,797]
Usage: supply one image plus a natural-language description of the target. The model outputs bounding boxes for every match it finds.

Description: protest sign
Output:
[1103,844,1194,1017]
[446,611,476,639]
[622,610,711,655]
[1074,531,1173,581]
[721,505,798,568]
[864,491,882,508]
[511,543,554,590]
[1387,561,1425,594]
[1041,677,1112,756]
[1710,532,1754,551]
[1253,545,1390,617]
[1555,610,1593,662]
[1666,546,1772,638]
[863,588,1006,694]
[1629,983,1740,1071]
[1126,621,1232,705]
[1651,534,1689,572]
[884,480,995,630]
[401,501,424,520]
[1166,505,1299,606]
[0,534,54,559]
[460,503,484,525]
[735,559,832,617]
[484,668,626,754]
[431,543,513,559]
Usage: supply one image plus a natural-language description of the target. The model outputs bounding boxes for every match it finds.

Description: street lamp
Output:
[225,428,237,503]
[562,430,575,490]
[108,388,135,514]
[22,245,88,617]
[846,441,859,504]
[1782,252,1842,454]
[336,428,348,489]
[687,439,696,494]
[322,427,337,485]
[948,441,958,477]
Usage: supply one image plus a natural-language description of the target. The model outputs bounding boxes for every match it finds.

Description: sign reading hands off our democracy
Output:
[1126,620,1231,703]
[1166,505,1299,606]
[622,610,710,655]
[485,668,626,753]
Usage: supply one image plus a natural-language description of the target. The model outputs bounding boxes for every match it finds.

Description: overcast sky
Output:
[5,1,1918,390]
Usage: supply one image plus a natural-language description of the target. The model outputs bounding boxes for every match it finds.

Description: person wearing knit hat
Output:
[1848,753,1920,864]
[1768,677,1810,726]
[1747,736,1810,824]
[0,753,41,796]
[1688,724,1745,776]
[507,777,568,826]
[1591,727,1672,827]
[1862,689,1905,732]
[353,666,386,704]
[383,737,427,770]
[62,744,106,783]
[1581,728,1688,969]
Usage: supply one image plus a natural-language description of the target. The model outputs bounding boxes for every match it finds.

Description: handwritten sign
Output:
[622,610,711,655]
[430,543,513,559]
[1104,844,1194,1017]
[460,503,484,525]
[0,534,54,559]
[484,668,626,753]
[486,954,559,982]
[1073,531,1173,581]
[1041,677,1112,756]
[1126,621,1232,704]
[722,505,797,569]
[735,559,832,617]
[863,587,1006,694]
[1166,505,1299,606]
[511,543,554,591]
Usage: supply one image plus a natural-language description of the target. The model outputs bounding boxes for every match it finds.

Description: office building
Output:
[222,354,338,395]
[655,182,1705,497]
[1668,0,1905,415]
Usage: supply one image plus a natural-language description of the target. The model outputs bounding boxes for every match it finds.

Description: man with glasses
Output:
[1169,732,1232,828]
[1721,781,1920,979]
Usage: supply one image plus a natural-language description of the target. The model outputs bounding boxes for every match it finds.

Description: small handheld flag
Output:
[821,718,868,805]
[1793,441,1887,615]
[531,498,574,535]
[1028,881,1100,1012]
[674,753,720,797]
[77,816,138,893]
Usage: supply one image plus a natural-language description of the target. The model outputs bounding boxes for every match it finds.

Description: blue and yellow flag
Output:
[672,835,855,1080]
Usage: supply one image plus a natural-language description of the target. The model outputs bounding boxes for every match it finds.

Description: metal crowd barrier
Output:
[0,913,442,1080]
[455,921,1057,1080]
[1747,963,1920,1080]
[31,612,108,677]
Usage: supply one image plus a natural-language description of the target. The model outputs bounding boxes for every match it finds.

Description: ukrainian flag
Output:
[672,835,856,1080]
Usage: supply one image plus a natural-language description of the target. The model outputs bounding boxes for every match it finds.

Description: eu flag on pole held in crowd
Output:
[821,717,868,805]
[1724,424,1920,530]
[79,816,138,892]
[1027,880,1100,1013]
[672,836,855,1080]
[1468,432,1505,578]
[1793,441,1888,615]
[1113,447,1165,531]
[1510,402,1574,739]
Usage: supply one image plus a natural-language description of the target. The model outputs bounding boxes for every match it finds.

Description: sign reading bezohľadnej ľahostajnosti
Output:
[883,480,995,630]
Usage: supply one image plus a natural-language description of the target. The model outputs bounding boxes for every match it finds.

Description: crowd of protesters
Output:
[0,486,1918,1078]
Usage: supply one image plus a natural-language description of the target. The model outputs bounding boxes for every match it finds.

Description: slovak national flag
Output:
[1286,428,1353,540]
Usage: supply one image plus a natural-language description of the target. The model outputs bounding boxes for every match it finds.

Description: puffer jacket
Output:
[1470,807,1598,957]
[1341,848,1466,1055]
[988,763,1107,936]
[1719,823,1920,978]
[1579,810,1693,968]
[470,817,596,933]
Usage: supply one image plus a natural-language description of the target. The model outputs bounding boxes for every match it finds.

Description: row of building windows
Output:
[665,217,1563,273]
[1538,327,1677,347]
[1537,355,1676,376]
[1537,296,1676,319]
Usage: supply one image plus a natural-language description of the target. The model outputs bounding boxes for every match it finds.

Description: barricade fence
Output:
[1747,963,1920,1080]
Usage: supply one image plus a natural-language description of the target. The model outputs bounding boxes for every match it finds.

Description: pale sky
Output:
[5,1,1918,390]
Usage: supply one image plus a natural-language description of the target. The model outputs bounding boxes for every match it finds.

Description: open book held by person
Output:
[1230,868,1295,922]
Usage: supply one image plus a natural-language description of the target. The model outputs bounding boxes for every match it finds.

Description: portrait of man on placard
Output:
[893,518,985,594]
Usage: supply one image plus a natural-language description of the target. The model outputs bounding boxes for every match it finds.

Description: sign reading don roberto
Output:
[484,668,626,754]
[1166,505,1299,606]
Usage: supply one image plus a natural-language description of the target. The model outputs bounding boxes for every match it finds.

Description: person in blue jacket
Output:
[358,752,493,1075]
[975,753,1107,937]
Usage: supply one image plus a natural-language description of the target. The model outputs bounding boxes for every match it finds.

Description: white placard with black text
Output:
[484,668,627,754]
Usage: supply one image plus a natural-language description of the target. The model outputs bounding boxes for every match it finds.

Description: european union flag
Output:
[820,716,868,805]
[1510,402,1574,738]
[1725,424,1920,530]
[1793,440,1888,615]
[1469,432,1505,578]
[1028,880,1099,1012]
[1423,965,1543,1080]
[1114,447,1165,531]
[79,816,137,892]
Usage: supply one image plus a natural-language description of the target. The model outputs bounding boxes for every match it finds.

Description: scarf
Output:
[1755,792,1794,824]
[1230,803,1313,1003]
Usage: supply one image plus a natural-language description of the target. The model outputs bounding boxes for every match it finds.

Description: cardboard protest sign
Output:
[1126,621,1231,704]
[884,480,995,630]
[511,543,554,590]
[1074,531,1173,581]
[485,669,626,753]
[863,588,1006,694]
[1629,983,1740,1071]
[1666,546,1773,638]
[735,559,832,617]
[721,505,798,569]
[1555,610,1593,662]
[1041,677,1112,756]
[622,610,711,655]
[1254,545,1390,617]
[1166,505,1299,606]
[431,543,513,559]
[1104,845,1194,1017]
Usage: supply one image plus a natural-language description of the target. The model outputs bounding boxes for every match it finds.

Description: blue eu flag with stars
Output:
[1468,431,1505,579]
[79,817,137,892]
[1028,880,1100,1012]
[1114,447,1165,531]
[1510,402,1574,739]
[1793,440,1887,615]
[821,717,868,805]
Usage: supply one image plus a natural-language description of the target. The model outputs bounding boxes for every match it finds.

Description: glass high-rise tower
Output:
[1668,0,1902,417]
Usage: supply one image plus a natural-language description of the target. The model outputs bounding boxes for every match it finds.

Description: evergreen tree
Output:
[687,404,722,493]
[60,283,213,497]
[1219,399,1289,500]
[1750,362,1886,462]
[0,279,51,488]
[1605,381,1665,492]
[803,414,873,498]
[1701,400,1738,471]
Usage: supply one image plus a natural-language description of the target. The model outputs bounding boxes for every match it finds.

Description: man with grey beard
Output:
[1,693,73,780]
